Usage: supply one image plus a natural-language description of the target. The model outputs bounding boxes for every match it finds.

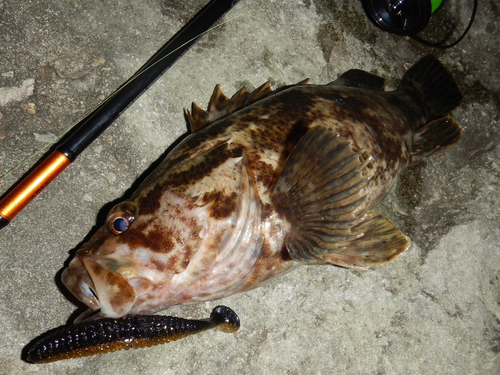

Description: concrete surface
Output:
[0,0,499,374]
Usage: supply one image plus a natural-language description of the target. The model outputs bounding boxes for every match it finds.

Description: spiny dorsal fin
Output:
[226,87,251,114]
[208,84,231,116]
[185,80,306,132]
[271,125,408,270]
[184,102,210,132]
[410,116,462,164]
[328,69,385,91]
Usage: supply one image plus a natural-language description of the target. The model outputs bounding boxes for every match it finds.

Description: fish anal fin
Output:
[271,125,380,266]
[411,116,462,164]
[329,69,385,91]
[323,212,410,270]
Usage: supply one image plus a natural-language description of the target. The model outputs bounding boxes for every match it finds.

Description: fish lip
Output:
[61,256,100,310]
[79,257,138,319]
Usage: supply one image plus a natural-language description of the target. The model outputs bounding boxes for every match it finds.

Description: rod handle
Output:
[0,151,71,229]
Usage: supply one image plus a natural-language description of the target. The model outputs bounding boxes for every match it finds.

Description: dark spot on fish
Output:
[249,158,275,187]
[284,120,310,148]
[116,222,149,248]
[281,243,292,261]
[117,223,175,254]
[271,191,296,225]
[165,144,244,189]
[372,131,404,169]
[151,258,166,273]
[164,255,181,273]
[262,203,274,220]
[239,90,317,155]
[147,229,175,254]
[332,94,371,123]
[110,291,133,311]
[260,241,273,259]
[137,184,164,216]
[203,191,238,219]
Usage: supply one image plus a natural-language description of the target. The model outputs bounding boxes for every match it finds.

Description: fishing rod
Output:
[0,0,241,231]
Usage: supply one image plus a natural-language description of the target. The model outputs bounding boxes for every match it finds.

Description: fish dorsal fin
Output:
[271,125,409,270]
[185,81,272,132]
[411,116,462,164]
[328,69,385,91]
[185,80,309,132]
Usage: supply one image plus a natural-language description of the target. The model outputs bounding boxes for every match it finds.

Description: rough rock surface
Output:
[0,0,499,373]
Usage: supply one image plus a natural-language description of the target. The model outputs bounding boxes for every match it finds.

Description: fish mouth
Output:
[62,255,138,322]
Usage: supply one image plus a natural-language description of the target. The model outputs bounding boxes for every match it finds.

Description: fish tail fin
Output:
[400,55,463,120]
[400,55,463,164]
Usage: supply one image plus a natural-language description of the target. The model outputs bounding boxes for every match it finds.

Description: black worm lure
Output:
[26,306,239,363]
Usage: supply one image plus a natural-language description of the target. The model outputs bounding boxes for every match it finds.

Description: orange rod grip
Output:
[0,151,71,221]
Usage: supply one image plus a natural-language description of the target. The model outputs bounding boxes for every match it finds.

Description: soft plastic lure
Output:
[27,306,239,363]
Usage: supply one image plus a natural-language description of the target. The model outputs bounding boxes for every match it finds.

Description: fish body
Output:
[62,56,462,321]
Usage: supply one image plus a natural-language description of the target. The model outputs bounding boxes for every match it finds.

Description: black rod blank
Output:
[59,0,240,161]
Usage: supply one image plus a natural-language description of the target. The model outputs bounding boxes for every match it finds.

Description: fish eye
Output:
[106,201,137,235]
[107,212,134,235]
[112,217,129,233]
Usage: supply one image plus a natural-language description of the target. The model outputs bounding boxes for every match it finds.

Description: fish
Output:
[26,306,239,363]
[61,55,462,322]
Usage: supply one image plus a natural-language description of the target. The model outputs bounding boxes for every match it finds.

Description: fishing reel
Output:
[361,0,477,48]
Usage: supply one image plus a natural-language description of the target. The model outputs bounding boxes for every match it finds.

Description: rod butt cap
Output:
[0,215,9,230]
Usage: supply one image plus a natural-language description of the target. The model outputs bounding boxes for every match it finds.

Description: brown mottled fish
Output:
[62,55,462,321]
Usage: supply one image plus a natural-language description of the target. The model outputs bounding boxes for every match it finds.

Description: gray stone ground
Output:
[0,0,499,374]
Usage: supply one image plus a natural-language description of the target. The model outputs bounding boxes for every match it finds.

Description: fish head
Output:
[62,194,206,321]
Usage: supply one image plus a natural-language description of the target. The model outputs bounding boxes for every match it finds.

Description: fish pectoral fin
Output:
[410,116,462,164]
[271,125,385,266]
[321,211,410,270]
[328,69,385,91]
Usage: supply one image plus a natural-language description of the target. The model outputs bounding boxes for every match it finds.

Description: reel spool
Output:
[361,0,477,48]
